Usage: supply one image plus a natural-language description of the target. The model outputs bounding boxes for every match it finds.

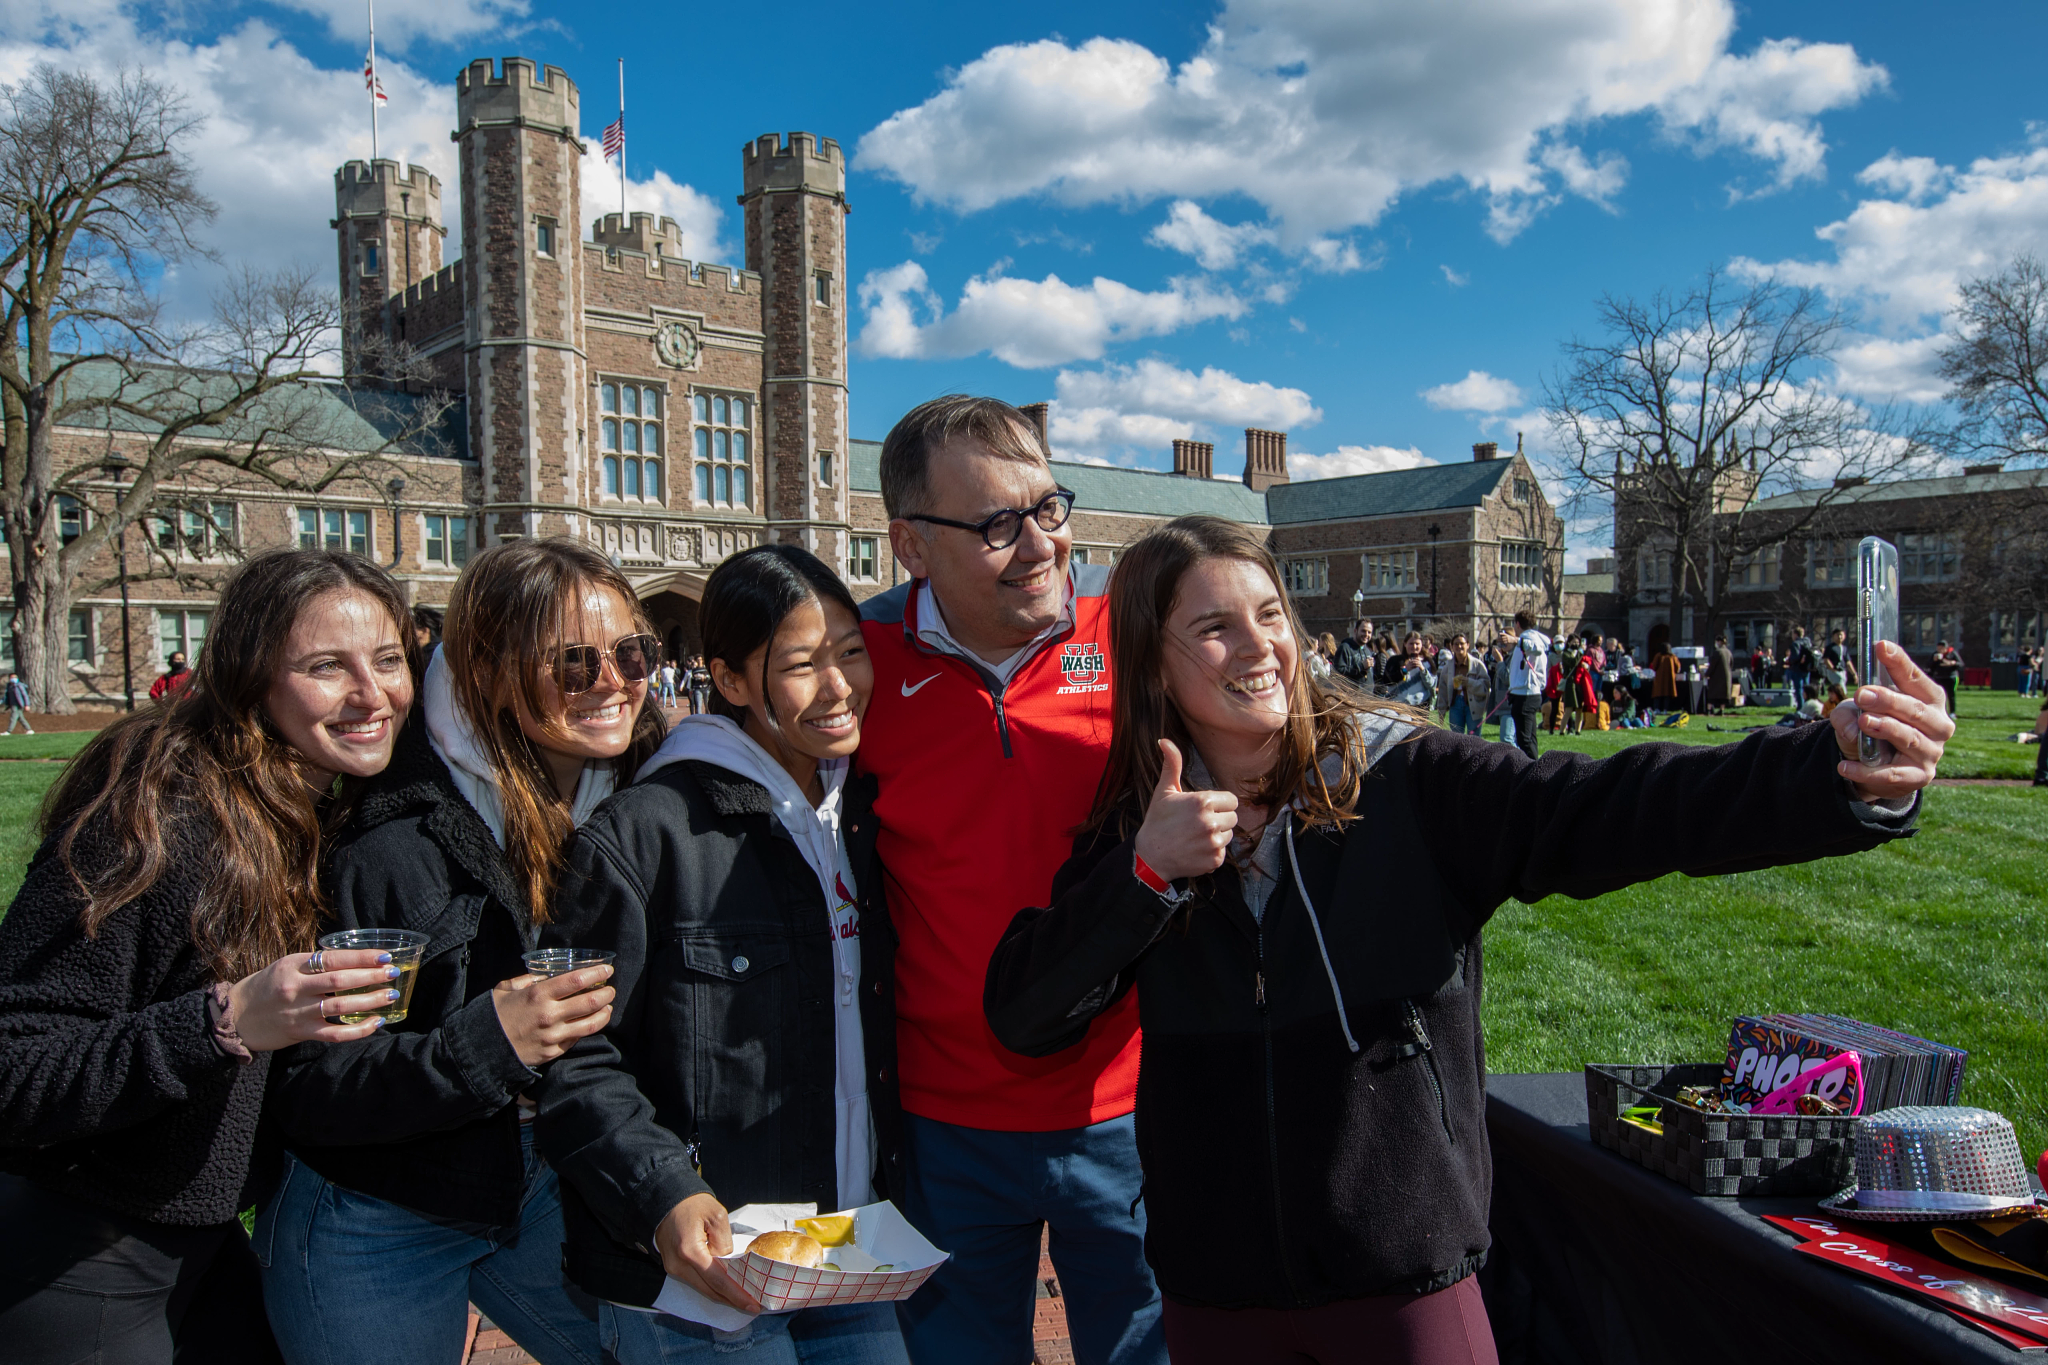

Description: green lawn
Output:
[1,711,2042,1162]
[1538,685,2045,778]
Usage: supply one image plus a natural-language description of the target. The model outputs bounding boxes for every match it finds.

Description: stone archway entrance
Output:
[631,571,708,668]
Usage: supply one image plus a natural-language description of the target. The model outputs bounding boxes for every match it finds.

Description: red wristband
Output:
[1133,851,1172,895]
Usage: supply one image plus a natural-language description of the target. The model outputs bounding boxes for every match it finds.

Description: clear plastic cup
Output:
[522,948,616,984]
[318,928,430,1024]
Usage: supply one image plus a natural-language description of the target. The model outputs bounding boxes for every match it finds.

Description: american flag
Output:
[601,116,624,164]
[364,53,388,105]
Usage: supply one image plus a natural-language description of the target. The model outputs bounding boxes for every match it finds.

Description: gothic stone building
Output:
[14,53,1578,707]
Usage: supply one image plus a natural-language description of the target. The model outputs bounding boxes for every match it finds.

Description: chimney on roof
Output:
[1016,402,1050,454]
[1473,441,1499,462]
[1243,428,1289,492]
[1963,461,2006,476]
[1171,438,1214,479]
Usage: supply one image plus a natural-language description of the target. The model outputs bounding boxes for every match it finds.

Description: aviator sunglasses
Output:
[550,633,661,695]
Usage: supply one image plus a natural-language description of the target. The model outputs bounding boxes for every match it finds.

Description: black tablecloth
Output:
[1479,1072,2011,1364]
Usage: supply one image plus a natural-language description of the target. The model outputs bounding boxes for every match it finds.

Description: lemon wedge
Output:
[794,1214,856,1247]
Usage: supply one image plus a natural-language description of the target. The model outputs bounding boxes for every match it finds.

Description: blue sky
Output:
[7,0,2047,564]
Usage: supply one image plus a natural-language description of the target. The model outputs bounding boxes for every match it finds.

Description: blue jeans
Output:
[895,1111,1163,1365]
[602,1302,907,1363]
[256,1126,601,1365]
[1446,694,1481,736]
[1788,674,1807,708]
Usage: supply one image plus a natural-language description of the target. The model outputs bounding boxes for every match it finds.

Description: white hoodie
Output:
[420,646,616,849]
[638,715,875,1212]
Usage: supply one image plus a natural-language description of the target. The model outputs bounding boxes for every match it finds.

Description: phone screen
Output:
[1856,537,1899,765]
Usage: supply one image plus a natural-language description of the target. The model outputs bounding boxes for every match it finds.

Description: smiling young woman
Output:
[534,545,909,1364]
[261,537,663,1365]
[985,515,1954,1365]
[0,549,418,1364]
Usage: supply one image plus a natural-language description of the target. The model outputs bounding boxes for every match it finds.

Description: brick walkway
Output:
[457,1231,1079,1364]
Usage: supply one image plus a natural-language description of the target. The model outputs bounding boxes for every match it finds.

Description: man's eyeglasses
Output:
[907,489,1074,551]
[550,633,661,695]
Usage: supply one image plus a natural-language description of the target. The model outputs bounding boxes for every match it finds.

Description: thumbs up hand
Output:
[1133,739,1239,884]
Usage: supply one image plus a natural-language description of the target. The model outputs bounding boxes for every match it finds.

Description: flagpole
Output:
[368,0,380,162]
[617,59,626,223]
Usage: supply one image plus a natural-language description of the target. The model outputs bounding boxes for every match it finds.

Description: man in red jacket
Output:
[860,397,1161,1365]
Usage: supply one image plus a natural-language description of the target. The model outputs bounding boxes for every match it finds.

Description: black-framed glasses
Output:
[908,488,1074,550]
[551,633,660,695]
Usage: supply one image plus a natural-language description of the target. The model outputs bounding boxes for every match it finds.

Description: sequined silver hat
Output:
[1819,1106,2043,1222]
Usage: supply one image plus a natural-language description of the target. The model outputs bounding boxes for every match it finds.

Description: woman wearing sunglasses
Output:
[536,545,907,1363]
[261,538,664,1365]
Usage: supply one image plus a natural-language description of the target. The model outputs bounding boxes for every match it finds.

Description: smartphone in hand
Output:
[1856,536,1899,766]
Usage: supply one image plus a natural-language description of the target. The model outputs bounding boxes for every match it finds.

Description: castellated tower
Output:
[742,133,848,558]
[332,160,444,375]
[456,57,584,543]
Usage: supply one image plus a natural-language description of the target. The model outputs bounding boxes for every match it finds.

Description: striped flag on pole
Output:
[364,52,388,105]
[601,116,624,163]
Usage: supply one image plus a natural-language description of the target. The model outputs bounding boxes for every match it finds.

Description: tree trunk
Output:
[10,382,76,714]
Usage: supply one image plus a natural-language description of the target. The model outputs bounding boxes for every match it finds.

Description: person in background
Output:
[537,545,906,1363]
[1506,610,1548,759]
[3,670,31,735]
[983,514,1948,1365]
[2015,645,2036,699]
[1750,641,1771,692]
[412,605,445,653]
[1333,618,1373,684]
[856,397,1164,1365]
[1783,626,1813,710]
[1647,625,1679,715]
[151,650,193,702]
[1707,634,1735,715]
[657,658,681,710]
[1929,639,1962,716]
[1582,629,1606,675]
[1486,631,1515,744]
[1309,632,1337,680]
[688,654,712,716]
[261,539,654,1365]
[0,550,415,1362]
[1435,634,1490,736]
[1824,628,1860,692]
[2032,695,2047,786]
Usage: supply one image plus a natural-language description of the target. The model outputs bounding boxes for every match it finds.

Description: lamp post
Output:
[1427,523,1441,621]
[101,456,136,712]
[387,476,407,569]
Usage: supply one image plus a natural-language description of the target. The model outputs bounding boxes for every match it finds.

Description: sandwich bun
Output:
[747,1231,825,1268]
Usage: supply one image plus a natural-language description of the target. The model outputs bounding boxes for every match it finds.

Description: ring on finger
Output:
[301,950,325,975]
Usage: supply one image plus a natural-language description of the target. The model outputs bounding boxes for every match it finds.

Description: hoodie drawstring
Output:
[1284,821,1359,1055]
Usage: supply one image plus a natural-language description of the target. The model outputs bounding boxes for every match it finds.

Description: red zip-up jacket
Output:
[858,565,1138,1131]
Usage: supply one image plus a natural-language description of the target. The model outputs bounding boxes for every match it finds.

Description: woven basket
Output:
[1585,1063,1858,1197]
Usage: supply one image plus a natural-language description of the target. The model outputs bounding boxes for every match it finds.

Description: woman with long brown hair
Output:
[985,515,1953,1365]
[0,549,419,1363]
[261,537,662,1365]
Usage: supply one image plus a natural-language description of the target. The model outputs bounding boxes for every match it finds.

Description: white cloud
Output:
[1440,264,1469,287]
[1421,369,1526,412]
[1829,333,1950,404]
[581,153,730,264]
[857,0,1883,245]
[1042,358,1320,461]
[1148,200,1274,270]
[856,261,1247,368]
[1287,444,1435,480]
[1736,142,2048,324]
[265,0,532,52]
[0,9,733,342]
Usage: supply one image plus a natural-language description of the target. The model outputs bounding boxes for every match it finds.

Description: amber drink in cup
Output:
[522,948,616,984]
[320,928,429,1024]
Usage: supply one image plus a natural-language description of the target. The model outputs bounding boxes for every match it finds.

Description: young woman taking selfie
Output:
[985,516,1953,1365]
[261,538,664,1365]
[0,550,417,1363]
[537,544,908,1363]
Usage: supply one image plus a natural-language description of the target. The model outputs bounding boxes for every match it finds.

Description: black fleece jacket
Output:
[0,816,265,1226]
[266,720,543,1228]
[985,721,1916,1310]
[535,759,901,1308]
